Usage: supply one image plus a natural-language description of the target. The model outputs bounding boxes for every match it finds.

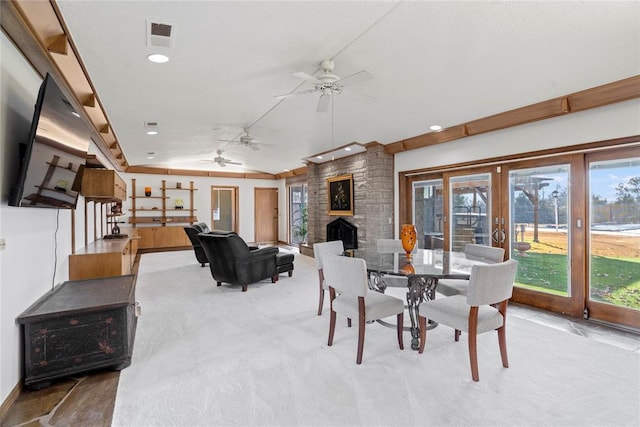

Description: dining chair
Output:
[323,253,405,364]
[375,239,410,288]
[313,240,345,315]
[437,244,505,297]
[418,259,518,381]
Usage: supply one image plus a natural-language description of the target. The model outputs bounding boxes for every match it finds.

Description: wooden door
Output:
[255,187,278,244]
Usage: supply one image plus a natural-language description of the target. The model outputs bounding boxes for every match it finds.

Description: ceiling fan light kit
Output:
[276,59,375,113]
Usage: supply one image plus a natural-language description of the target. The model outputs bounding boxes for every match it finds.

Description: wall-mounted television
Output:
[9,73,91,208]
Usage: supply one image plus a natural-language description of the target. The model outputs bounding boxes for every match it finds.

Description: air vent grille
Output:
[147,21,173,48]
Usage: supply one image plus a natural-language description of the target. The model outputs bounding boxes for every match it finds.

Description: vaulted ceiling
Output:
[5,1,640,177]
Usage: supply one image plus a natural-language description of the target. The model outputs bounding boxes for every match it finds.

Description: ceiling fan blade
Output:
[292,71,322,85]
[227,160,242,165]
[337,70,373,87]
[250,144,260,151]
[316,93,330,113]
[343,89,377,104]
[274,89,316,100]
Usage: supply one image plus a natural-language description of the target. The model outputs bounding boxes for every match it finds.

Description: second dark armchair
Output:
[198,233,279,292]
[183,223,211,266]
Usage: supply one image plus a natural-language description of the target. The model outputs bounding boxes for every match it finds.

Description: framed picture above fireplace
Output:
[327,174,353,216]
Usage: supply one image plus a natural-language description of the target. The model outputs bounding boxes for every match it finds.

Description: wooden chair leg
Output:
[418,316,427,354]
[455,330,461,341]
[497,325,509,368]
[242,285,247,292]
[328,310,336,346]
[396,312,404,350]
[468,307,479,382]
[356,316,365,364]
[317,272,325,316]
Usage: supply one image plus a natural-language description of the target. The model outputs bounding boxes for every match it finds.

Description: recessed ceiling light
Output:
[146,152,155,159]
[317,155,323,160]
[147,53,169,63]
[283,168,290,172]
[70,111,80,118]
[146,130,158,135]
[430,125,442,131]
[345,147,352,151]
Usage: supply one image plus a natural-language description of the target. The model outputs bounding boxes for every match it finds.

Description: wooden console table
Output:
[16,275,138,389]
[69,236,137,280]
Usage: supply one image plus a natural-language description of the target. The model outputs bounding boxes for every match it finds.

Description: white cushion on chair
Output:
[333,290,404,321]
[421,295,504,333]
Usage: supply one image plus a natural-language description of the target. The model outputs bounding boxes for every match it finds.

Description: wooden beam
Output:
[466,98,568,136]
[568,75,640,112]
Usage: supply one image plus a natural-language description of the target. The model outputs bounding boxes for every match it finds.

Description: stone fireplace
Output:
[306,142,395,251]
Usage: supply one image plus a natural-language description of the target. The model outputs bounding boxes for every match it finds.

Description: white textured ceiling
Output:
[55,1,639,175]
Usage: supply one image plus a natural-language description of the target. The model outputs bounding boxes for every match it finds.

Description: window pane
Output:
[289,184,307,245]
[588,158,640,311]
[509,165,570,296]
[413,179,443,249]
[449,173,491,251]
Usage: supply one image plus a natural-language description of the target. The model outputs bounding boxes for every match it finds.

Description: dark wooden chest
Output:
[16,275,138,389]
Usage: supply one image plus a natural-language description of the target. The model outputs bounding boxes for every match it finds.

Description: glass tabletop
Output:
[345,248,493,279]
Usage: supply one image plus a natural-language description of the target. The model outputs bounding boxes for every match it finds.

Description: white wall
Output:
[0,32,76,404]
[393,100,640,231]
[120,173,286,244]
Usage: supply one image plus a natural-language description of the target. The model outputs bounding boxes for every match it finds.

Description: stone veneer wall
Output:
[307,143,395,250]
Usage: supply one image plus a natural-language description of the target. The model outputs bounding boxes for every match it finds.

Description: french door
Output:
[584,150,640,326]
[405,146,640,329]
[411,167,498,252]
[502,157,580,316]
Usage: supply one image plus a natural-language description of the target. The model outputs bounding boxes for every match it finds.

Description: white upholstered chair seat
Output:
[419,295,504,333]
[332,290,404,322]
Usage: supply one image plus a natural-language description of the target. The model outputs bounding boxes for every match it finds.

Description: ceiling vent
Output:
[147,21,173,48]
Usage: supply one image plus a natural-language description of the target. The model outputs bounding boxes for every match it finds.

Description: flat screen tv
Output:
[9,73,91,208]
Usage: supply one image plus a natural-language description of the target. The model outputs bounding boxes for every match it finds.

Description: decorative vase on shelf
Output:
[400,224,417,258]
[144,186,152,197]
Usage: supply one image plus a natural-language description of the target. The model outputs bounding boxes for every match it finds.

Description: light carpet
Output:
[113,250,639,427]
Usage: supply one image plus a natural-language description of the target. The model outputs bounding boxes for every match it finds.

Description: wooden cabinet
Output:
[136,226,191,249]
[16,275,137,389]
[129,178,197,250]
[69,236,137,280]
[81,168,126,201]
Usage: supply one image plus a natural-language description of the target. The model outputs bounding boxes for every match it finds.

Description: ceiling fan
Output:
[211,149,242,167]
[219,128,276,151]
[275,59,376,112]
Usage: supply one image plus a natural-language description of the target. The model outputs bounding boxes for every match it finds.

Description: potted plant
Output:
[293,205,308,248]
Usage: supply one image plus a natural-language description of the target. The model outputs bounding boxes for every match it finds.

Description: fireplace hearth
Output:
[326,217,358,250]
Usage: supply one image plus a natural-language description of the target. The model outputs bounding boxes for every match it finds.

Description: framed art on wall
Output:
[327,174,353,216]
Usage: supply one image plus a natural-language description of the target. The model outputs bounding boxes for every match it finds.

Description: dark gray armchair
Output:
[183,223,211,266]
[198,233,279,292]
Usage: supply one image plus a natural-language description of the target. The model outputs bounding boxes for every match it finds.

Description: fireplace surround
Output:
[326,217,358,250]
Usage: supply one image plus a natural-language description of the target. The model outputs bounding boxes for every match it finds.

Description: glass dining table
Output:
[345,248,493,350]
